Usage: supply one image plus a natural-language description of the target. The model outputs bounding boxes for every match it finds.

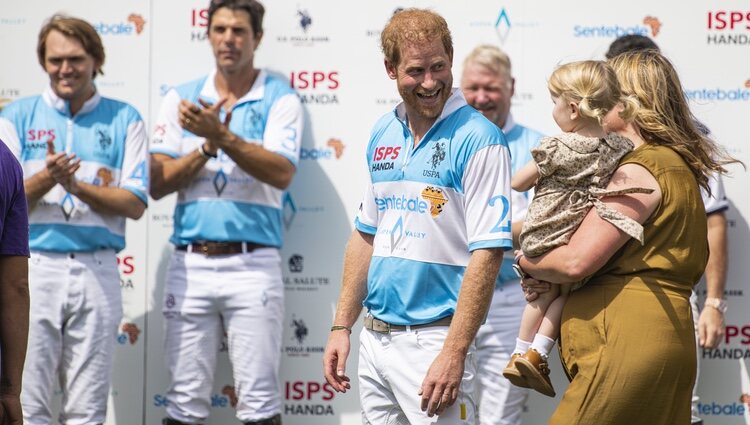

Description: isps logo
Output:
[94,14,146,36]
[707,11,750,45]
[284,381,335,416]
[26,128,55,150]
[290,71,339,105]
[371,146,401,172]
[190,8,209,41]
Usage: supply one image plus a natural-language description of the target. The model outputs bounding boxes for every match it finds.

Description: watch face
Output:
[512,263,526,279]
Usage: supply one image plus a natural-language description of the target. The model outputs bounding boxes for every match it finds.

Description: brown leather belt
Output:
[175,241,267,257]
[364,315,452,334]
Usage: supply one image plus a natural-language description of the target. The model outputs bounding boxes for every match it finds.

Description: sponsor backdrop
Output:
[1,0,749,423]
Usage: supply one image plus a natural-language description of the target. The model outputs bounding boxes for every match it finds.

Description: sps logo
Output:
[26,129,55,150]
[290,71,340,105]
[371,146,401,172]
[707,10,750,45]
[285,381,336,416]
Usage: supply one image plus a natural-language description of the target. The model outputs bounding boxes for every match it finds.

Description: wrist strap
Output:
[330,325,352,333]
[198,144,217,159]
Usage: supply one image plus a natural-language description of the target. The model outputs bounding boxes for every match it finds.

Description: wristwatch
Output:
[704,297,728,314]
[512,256,528,280]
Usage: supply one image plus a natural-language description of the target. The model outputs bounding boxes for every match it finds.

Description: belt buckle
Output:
[365,316,391,334]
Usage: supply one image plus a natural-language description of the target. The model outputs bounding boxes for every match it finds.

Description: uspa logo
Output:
[707,10,750,45]
[573,16,661,38]
[276,6,330,46]
[284,315,323,357]
[94,14,146,36]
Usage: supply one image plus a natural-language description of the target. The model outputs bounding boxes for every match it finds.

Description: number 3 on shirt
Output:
[488,195,511,233]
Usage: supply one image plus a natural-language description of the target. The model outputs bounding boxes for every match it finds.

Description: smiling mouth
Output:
[416,88,441,101]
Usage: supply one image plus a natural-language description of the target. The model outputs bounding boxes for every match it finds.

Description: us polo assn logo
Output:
[292,316,308,344]
[297,8,312,32]
[424,142,445,178]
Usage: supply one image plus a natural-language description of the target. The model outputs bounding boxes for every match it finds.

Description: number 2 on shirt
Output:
[488,195,511,233]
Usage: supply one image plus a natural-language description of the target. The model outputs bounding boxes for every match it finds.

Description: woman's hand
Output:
[521,277,551,302]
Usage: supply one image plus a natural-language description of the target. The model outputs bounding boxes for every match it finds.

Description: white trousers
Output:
[475,281,528,425]
[359,325,477,425]
[162,248,284,423]
[23,250,122,425]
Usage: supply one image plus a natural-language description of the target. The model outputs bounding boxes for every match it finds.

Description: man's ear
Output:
[385,59,397,80]
[254,31,264,49]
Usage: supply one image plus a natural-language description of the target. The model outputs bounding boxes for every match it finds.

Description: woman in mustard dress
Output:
[514,51,740,424]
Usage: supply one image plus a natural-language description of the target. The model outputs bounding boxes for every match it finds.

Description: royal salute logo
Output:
[0,87,20,111]
[706,10,750,45]
[288,254,304,273]
[421,186,448,218]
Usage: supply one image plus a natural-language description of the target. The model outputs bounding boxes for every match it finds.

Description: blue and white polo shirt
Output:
[150,69,304,248]
[0,87,149,252]
[355,89,513,325]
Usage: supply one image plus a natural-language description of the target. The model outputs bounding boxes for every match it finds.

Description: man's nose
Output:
[422,72,438,90]
[60,60,74,74]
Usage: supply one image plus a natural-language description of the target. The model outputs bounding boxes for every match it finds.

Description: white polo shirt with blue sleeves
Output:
[150,69,303,248]
[496,116,544,286]
[0,87,148,252]
[355,90,513,325]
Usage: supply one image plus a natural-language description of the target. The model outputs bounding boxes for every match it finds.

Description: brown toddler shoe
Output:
[502,353,531,389]
[514,348,555,397]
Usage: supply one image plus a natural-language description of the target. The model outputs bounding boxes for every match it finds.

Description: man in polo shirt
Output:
[323,9,511,424]
[149,0,303,424]
[0,15,148,424]
[461,45,544,425]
